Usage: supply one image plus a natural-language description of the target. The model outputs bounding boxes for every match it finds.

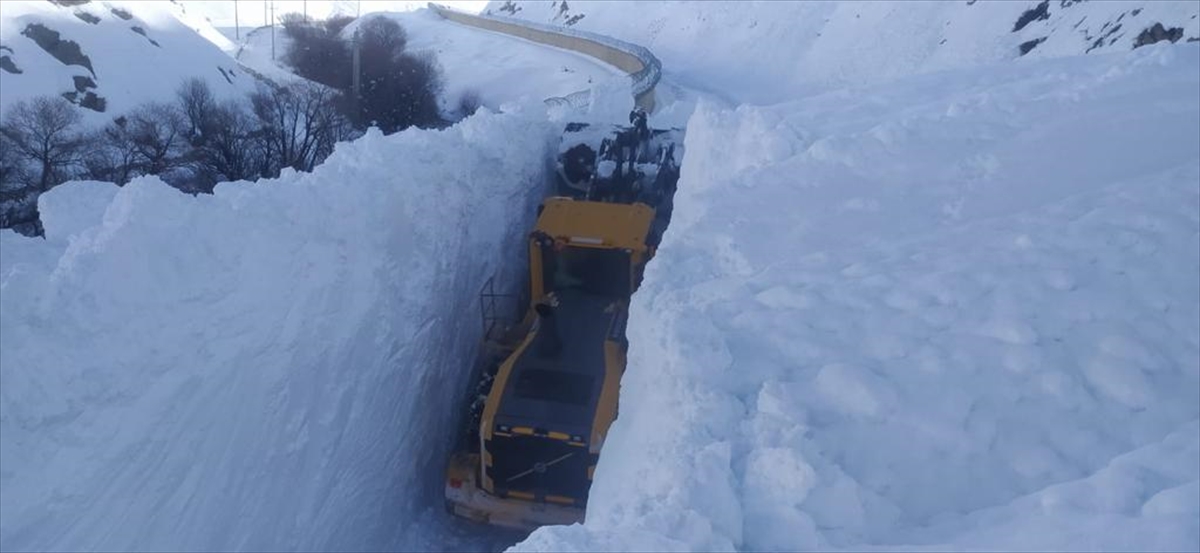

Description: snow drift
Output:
[514,43,1200,552]
[0,106,555,551]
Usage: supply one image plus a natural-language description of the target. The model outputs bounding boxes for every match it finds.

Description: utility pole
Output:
[303,0,307,20]
[352,28,361,114]
[233,0,239,41]
[270,0,275,61]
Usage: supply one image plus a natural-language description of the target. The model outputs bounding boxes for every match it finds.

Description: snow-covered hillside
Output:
[0,1,258,125]
[488,0,1200,104]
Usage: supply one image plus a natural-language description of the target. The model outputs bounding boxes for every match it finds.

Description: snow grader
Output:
[444,119,684,531]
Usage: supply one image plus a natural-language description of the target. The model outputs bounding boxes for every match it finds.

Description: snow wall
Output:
[514,44,1200,553]
[0,108,556,551]
[427,3,661,113]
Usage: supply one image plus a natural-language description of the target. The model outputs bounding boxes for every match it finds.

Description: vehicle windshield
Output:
[543,245,631,298]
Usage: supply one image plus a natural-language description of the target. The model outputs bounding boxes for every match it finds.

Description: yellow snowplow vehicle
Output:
[444,197,659,531]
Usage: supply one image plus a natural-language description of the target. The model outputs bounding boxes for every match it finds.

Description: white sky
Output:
[178,0,489,27]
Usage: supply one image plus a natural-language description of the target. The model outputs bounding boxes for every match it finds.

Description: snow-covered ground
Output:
[2,1,1198,552]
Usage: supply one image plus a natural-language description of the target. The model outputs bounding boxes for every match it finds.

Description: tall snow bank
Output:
[0,107,555,551]
[514,44,1200,552]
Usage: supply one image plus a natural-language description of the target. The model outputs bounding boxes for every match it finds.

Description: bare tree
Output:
[352,18,444,133]
[82,115,139,185]
[281,14,352,89]
[251,82,351,175]
[0,128,28,191]
[127,103,187,176]
[177,77,214,142]
[0,96,84,192]
[190,100,260,189]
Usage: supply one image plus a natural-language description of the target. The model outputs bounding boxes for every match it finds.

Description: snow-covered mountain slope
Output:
[513,42,1200,553]
[0,104,554,552]
[396,9,623,114]
[0,0,258,125]
[486,0,1200,104]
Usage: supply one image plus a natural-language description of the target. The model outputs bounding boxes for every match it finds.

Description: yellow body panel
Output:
[534,197,656,253]
[445,453,583,531]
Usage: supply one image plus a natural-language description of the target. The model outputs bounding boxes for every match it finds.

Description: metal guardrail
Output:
[427,2,662,113]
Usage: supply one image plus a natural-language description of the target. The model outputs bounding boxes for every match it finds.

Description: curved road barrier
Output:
[428,3,661,113]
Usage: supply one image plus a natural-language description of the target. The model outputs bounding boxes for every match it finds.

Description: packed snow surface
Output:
[515,43,1200,552]
[0,106,555,551]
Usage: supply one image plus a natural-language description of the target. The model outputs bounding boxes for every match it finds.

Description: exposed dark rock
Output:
[1133,23,1184,48]
[73,11,100,24]
[1073,16,1086,29]
[110,7,132,20]
[72,74,95,93]
[1019,36,1047,55]
[1013,1,1050,32]
[60,89,105,112]
[497,1,521,15]
[47,0,91,6]
[130,26,161,47]
[1086,22,1124,52]
[78,91,106,112]
[217,66,234,84]
[1131,9,1142,16]
[21,23,95,77]
[1059,0,1084,7]
[1189,37,1200,43]
[0,54,20,74]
